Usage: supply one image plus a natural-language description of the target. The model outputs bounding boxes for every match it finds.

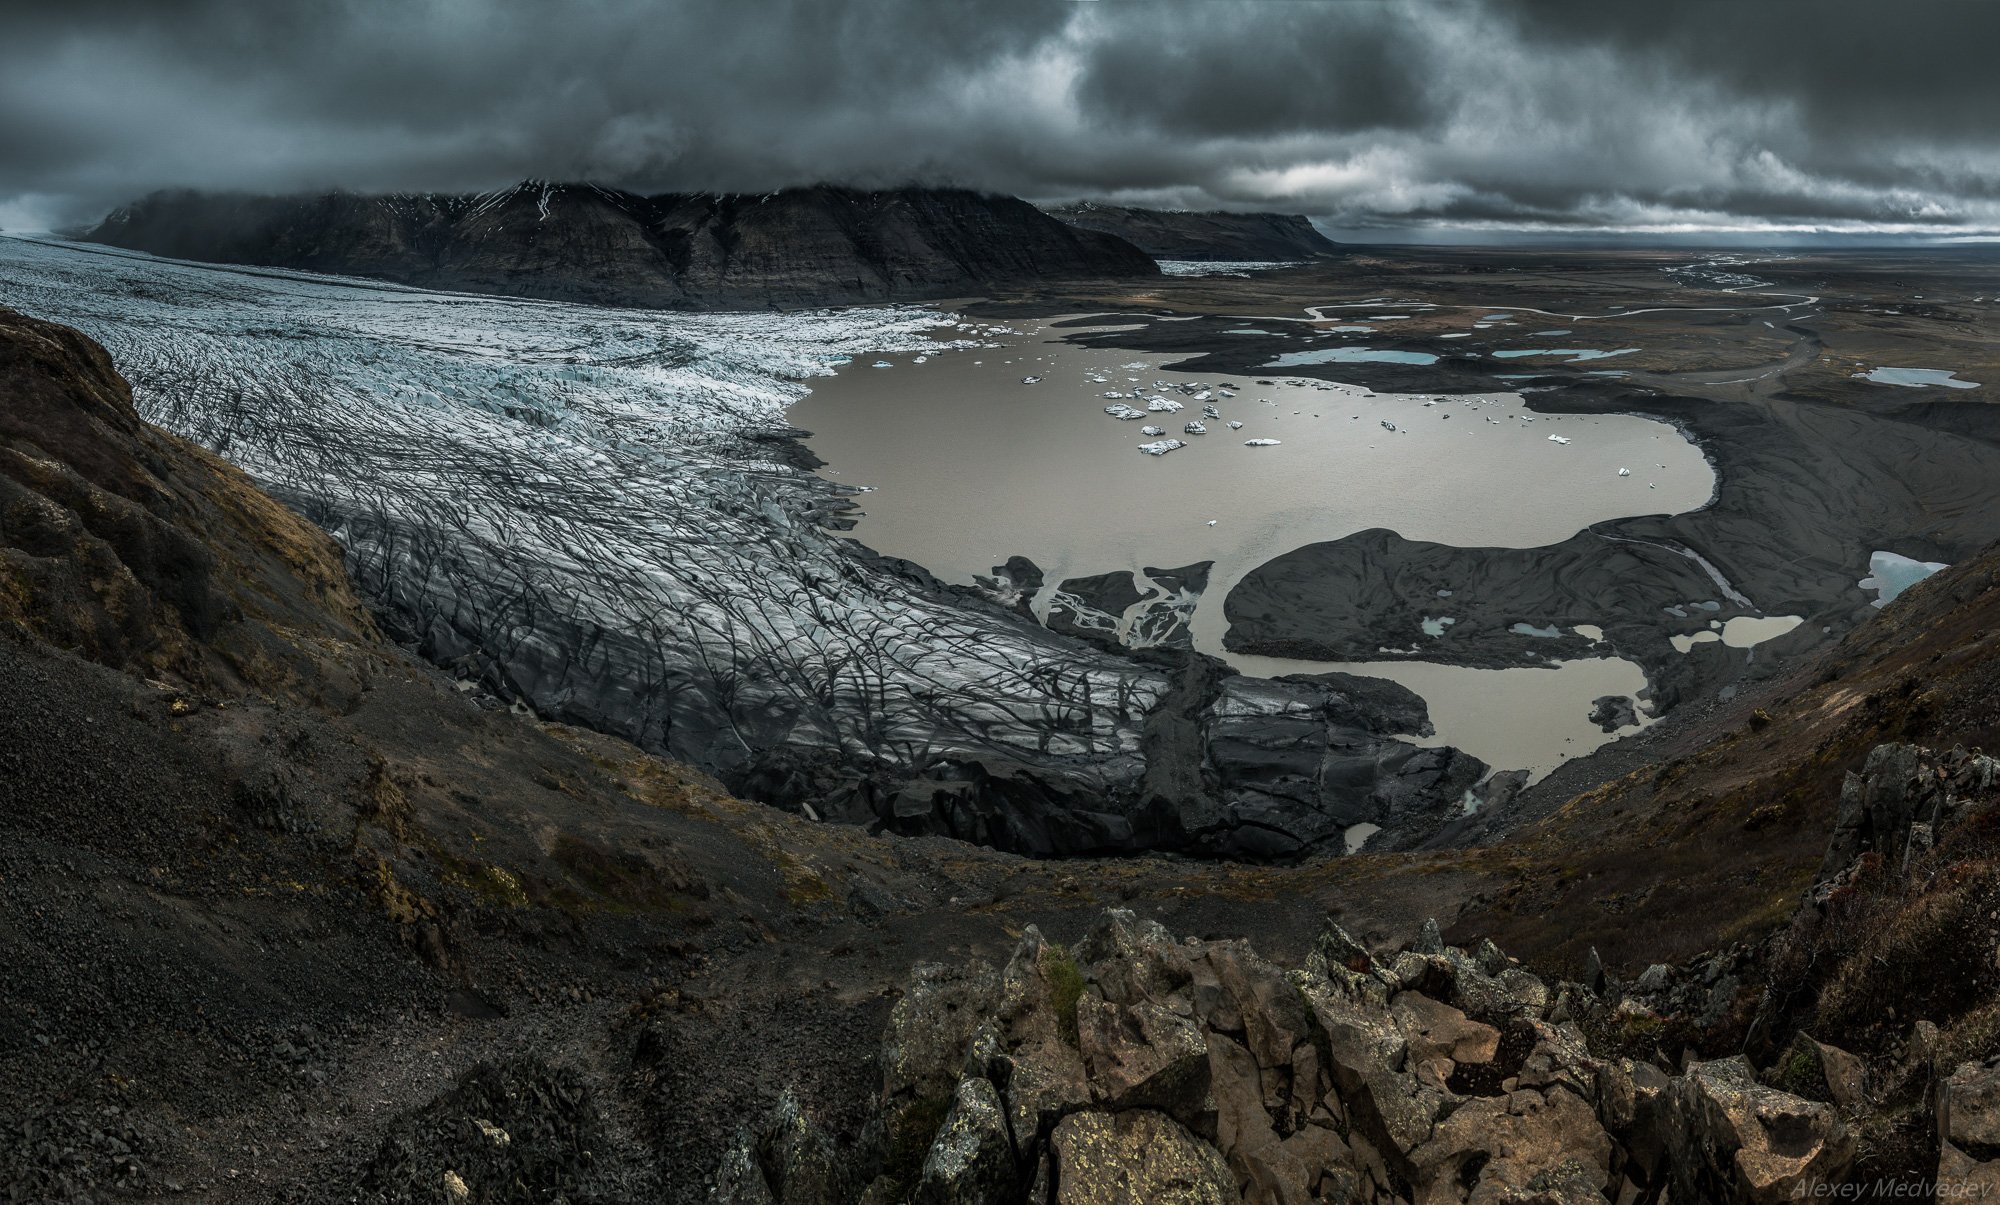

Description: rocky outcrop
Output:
[1668,1057,1854,1204]
[724,909,1864,1204]
[87,183,1160,311]
[1814,741,2000,886]
[1045,203,1343,263]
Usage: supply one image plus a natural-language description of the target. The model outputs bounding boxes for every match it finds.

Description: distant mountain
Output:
[83,183,1160,309]
[1045,201,1343,262]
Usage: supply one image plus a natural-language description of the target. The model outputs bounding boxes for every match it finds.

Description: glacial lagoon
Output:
[792,317,1718,777]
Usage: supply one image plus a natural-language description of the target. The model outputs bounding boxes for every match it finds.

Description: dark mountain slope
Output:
[0,307,372,695]
[83,183,1161,309]
[1046,200,1344,261]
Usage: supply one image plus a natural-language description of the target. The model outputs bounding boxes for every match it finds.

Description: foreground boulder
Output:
[1938,1059,2000,1195]
[1668,1056,1854,1203]
[1048,1110,1234,1205]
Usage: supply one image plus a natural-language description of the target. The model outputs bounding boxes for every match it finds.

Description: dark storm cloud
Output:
[3,0,1998,236]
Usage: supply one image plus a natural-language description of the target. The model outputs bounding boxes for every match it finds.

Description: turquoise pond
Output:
[1857,367,1980,389]
[1267,347,1439,367]
[1860,551,1950,607]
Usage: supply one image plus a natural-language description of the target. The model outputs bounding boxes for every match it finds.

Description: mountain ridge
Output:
[1045,200,1344,261]
[83,182,1162,310]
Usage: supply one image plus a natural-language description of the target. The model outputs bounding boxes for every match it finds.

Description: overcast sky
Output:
[3,0,1995,239]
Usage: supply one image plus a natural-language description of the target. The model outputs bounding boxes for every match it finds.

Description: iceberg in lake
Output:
[1138,439,1187,456]
[1141,425,1165,436]
[1147,397,1186,413]
[1227,421,1244,430]
[1547,434,1571,445]
[1104,404,1147,420]
[1244,438,1282,446]
[1183,421,1208,435]
[1202,404,1221,419]
[1021,375,1041,384]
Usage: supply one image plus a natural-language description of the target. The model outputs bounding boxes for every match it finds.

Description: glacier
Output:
[0,235,1488,858]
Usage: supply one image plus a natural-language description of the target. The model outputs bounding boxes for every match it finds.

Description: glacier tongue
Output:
[0,235,1486,858]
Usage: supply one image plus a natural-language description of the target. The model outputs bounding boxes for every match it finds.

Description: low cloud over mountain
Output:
[4,0,1996,238]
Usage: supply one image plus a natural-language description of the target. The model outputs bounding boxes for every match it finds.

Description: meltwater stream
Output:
[791,317,1718,778]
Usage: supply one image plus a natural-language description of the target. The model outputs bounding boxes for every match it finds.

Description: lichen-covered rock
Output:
[1294,964,1445,1167]
[759,1089,848,1205]
[1390,992,1500,1072]
[1074,909,1193,1007]
[1198,940,1314,1078]
[883,962,1002,1101]
[1817,743,2000,889]
[711,1132,779,1205]
[1671,1056,1855,1204]
[914,1077,1016,1205]
[1409,1086,1612,1204]
[1077,996,1211,1119]
[994,928,1093,1149]
[1048,1110,1235,1205]
[1516,1022,1599,1101]
[1209,1030,1357,1205]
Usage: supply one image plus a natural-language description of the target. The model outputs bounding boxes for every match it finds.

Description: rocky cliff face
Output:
[84,183,1161,310]
[1045,203,1343,262]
